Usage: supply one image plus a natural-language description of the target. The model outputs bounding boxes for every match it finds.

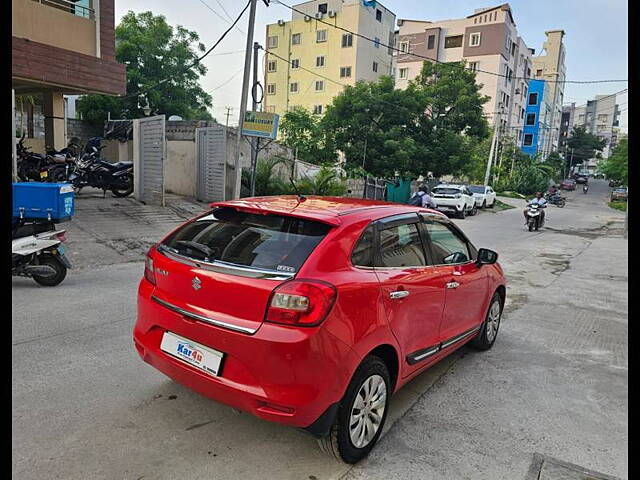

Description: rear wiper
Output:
[176,240,214,260]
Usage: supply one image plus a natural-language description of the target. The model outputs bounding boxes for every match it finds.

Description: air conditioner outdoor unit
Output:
[304,15,312,22]
[315,12,323,19]
[328,10,336,17]
[397,19,404,26]
[277,19,285,26]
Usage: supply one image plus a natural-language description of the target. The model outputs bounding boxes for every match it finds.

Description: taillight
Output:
[265,280,337,327]
[56,231,66,242]
[144,250,156,285]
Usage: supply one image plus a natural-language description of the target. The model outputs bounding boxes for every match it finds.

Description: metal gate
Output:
[137,115,165,206]
[195,126,227,202]
[363,176,387,201]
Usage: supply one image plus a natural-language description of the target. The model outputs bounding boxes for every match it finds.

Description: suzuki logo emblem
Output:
[192,276,202,291]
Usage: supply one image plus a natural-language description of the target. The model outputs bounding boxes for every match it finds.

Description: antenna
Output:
[289,176,306,204]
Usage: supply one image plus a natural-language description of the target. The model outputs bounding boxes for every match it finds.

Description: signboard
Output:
[242,111,279,139]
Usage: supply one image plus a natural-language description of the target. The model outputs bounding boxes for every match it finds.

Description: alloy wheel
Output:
[485,300,501,342]
[349,374,387,449]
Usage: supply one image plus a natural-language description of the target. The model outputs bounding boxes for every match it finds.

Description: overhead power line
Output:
[272,0,628,85]
[197,0,246,34]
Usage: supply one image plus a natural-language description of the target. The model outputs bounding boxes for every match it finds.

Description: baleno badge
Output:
[192,276,202,291]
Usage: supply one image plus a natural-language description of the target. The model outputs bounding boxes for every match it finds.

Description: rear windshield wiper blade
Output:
[176,240,214,259]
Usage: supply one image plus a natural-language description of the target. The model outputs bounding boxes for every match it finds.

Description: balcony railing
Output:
[31,0,95,20]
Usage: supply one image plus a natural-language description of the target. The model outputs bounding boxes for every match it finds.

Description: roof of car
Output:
[433,184,465,189]
[210,196,445,226]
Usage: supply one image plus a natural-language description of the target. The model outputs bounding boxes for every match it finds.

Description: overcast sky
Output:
[115,0,628,131]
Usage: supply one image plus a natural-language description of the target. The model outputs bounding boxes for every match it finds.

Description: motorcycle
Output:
[12,219,72,286]
[68,141,134,197]
[526,203,545,232]
[583,184,589,194]
[16,134,51,182]
[45,141,81,183]
[544,191,566,208]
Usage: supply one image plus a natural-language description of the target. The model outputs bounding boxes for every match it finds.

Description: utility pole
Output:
[234,0,258,200]
[224,106,233,130]
[484,110,501,186]
[250,41,261,197]
[12,89,17,182]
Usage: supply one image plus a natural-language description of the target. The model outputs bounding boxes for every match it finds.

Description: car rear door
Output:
[372,214,449,377]
[420,215,489,347]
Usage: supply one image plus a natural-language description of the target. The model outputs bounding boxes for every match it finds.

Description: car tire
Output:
[481,200,486,209]
[470,205,478,216]
[469,293,502,351]
[318,356,391,464]
[458,207,466,219]
[32,254,67,287]
[488,200,495,208]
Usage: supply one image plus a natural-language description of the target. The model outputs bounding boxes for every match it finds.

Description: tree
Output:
[294,166,346,196]
[240,156,291,197]
[566,126,608,166]
[598,138,628,184]
[77,11,213,123]
[279,107,336,164]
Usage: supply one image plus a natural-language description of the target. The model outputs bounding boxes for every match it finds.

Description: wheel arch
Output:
[366,344,400,393]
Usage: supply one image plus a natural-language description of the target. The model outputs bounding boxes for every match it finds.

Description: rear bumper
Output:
[133,278,356,430]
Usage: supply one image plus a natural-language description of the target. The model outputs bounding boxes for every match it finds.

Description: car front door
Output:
[372,214,449,377]
[420,215,489,348]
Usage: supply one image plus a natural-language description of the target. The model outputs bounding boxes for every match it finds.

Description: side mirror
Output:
[476,248,498,266]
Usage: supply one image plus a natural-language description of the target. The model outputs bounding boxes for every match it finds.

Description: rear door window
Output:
[161,207,331,273]
[351,225,375,267]
[375,223,427,268]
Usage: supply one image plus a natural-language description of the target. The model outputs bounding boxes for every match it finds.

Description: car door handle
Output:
[389,290,410,299]
[446,282,460,289]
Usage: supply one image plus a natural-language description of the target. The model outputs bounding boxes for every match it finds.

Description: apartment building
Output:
[532,30,567,158]
[394,4,532,146]
[561,94,622,165]
[522,79,552,157]
[264,0,396,117]
[12,0,126,152]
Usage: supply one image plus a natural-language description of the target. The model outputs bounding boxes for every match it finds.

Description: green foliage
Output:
[598,139,628,185]
[241,156,292,197]
[294,166,347,196]
[279,107,336,165]
[493,138,554,196]
[459,136,492,183]
[608,201,627,212]
[566,126,608,166]
[77,11,213,123]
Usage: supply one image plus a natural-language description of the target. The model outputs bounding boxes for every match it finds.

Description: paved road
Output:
[12,180,626,479]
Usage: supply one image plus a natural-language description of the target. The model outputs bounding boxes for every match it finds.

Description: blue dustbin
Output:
[12,183,75,223]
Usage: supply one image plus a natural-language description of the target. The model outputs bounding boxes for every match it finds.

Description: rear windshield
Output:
[161,207,331,273]
[468,186,485,193]
[433,188,461,195]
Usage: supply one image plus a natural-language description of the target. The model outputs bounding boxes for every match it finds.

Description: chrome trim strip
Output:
[157,246,294,280]
[151,296,258,335]
[441,326,481,349]
[412,346,439,362]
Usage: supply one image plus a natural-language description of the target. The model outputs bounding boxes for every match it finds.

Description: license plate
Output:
[40,171,48,178]
[160,331,224,377]
[57,245,65,255]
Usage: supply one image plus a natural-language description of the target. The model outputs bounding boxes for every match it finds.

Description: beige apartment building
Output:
[533,30,567,158]
[394,3,532,146]
[264,0,396,117]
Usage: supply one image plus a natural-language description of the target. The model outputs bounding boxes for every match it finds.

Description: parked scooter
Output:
[525,203,545,232]
[544,191,566,208]
[68,138,134,197]
[16,134,50,182]
[12,219,72,286]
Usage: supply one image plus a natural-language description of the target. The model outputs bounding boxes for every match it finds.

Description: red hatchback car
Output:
[133,196,506,463]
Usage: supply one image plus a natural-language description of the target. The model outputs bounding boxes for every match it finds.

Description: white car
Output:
[468,185,497,208]
[431,184,477,219]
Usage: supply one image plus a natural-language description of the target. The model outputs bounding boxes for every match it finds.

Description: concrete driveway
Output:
[12,180,627,479]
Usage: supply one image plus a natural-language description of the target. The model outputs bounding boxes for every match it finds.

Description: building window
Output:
[469,32,481,47]
[427,35,435,49]
[506,94,510,107]
[399,41,409,53]
[313,105,323,115]
[291,59,300,69]
[267,60,277,72]
[267,36,278,48]
[536,69,543,77]
[316,29,327,43]
[399,68,408,79]
[316,56,325,67]
[505,35,511,52]
[469,62,479,72]
[267,84,276,95]
[340,66,352,78]
[521,108,525,119]
[518,130,522,142]
[523,134,533,146]
[528,93,538,105]
[374,37,380,48]
[292,33,301,45]
[373,61,378,72]
[290,82,298,93]
[511,42,516,55]
[376,9,382,22]
[318,3,328,14]
[598,114,608,122]
[526,113,536,126]
[315,80,325,91]
[342,33,353,47]
[444,35,463,48]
